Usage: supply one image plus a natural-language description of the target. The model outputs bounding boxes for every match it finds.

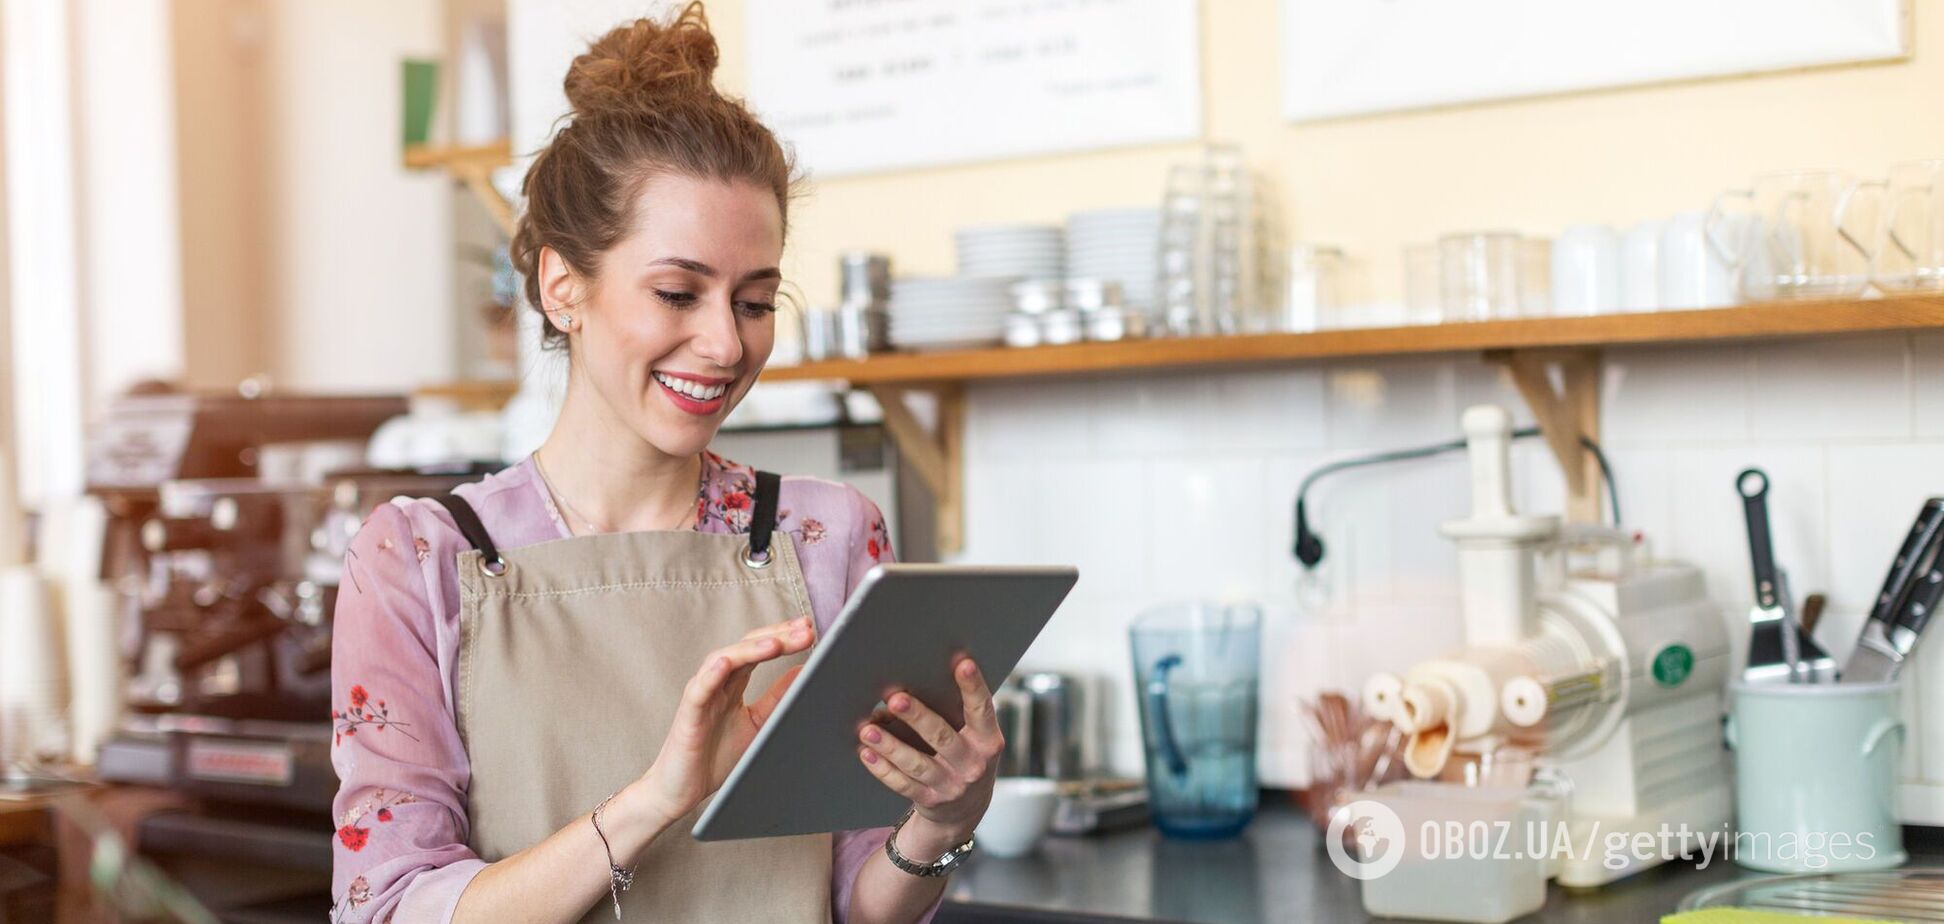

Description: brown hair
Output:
[510,1,795,349]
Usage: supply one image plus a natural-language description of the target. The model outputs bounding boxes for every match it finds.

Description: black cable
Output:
[1583,435,1622,526]
[1292,428,1622,569]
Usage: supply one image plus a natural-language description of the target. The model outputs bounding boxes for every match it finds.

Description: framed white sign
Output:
[747,0,1202,177]
[1281,0,1910,122]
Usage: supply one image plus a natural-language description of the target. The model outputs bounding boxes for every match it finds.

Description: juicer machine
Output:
[1361,405,1733,889]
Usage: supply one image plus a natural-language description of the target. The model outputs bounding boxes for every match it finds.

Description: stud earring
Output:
[558,312,573,327]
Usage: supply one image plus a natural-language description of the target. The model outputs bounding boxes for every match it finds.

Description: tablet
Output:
[691,563,1078,841]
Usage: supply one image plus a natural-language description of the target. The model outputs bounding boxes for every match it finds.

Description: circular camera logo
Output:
[1326,800,1406,881]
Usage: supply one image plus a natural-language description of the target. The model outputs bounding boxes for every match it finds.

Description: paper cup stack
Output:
[956,224,1064,283]
[1065,207,1163,316]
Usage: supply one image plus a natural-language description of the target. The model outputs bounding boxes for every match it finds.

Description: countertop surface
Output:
[941,800,1942,923]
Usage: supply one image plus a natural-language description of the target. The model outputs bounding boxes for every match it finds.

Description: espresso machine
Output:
[84,390,488,896]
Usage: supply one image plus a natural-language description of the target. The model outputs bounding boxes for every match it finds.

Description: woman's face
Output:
[552,174,784,459]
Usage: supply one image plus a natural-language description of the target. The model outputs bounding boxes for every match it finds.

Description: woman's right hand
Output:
[637,615,817,823]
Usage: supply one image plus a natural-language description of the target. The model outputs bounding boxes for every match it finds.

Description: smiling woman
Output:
[327,3,998,924]
[536,172,785,465]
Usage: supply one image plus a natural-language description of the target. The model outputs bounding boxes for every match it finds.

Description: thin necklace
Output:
[532,450,697,535]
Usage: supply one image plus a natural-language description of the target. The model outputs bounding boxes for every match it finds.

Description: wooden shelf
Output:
[770,296,1944,555]
[415,378,519,412]
[403,140,512,171]
[764,296,1944,385]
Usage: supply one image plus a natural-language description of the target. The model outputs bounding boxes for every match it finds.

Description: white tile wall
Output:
[1915,332,1944,438]
[1748,337,1912,441]
[949,331,1944,820]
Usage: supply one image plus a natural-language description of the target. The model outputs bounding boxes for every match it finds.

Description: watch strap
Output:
[882,809,975,877]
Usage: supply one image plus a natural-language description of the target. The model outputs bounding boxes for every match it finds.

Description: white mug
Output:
[1619,220,1662,311]
[1659,210,1742,309]
[1550,224,1619,316]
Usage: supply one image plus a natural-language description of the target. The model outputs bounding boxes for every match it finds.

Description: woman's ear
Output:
[537,246,585,332]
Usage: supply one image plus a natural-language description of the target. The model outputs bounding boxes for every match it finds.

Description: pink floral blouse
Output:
[328,452,919,923]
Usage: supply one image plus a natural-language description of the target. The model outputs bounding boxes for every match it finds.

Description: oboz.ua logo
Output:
[1325,799,1406,881]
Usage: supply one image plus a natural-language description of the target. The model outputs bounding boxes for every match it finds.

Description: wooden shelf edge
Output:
[762,296,1944,386]
[403,140,513,171]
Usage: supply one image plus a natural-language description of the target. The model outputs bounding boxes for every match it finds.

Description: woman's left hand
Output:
[856,657,1002,837]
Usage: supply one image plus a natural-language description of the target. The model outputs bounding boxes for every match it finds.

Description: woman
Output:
[328,6,998,922]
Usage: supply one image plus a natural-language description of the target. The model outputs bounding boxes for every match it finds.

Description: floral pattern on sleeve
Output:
[792,517,827,546]
[335,789,418,852]
[864,514,890,560]
[329,875,371,923]
[332,685,418,746]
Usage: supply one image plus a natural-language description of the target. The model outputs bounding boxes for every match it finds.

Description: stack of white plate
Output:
[956,224,1064,282]
[887,276,1015,351]
[1066,207,1163,313]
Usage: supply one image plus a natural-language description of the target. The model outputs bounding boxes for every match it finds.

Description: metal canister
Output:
[993,681,1037,777]
[836,252,891,358]
[839,251,891,303]
[1022,671,1087,781]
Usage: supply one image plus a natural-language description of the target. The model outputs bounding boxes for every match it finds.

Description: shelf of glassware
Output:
[761,295,1944,386]
[766,295,1944,555]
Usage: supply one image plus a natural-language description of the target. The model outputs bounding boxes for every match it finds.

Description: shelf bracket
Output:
[865,384,964,556]
[1487,349,1605,524]
[403,142,516,237]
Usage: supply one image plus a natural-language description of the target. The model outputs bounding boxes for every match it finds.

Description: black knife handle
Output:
[1895,526,1944,639]
[1737,468,1781,608]
[1872,498,1944,626]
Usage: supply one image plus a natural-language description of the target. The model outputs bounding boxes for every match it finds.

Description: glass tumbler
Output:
[1280,244,1343,332]
[1438,232,1522,321]
[1157,163,1210,336]
[1130,602,1261,839]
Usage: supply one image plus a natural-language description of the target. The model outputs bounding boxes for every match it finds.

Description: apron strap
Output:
[749,470,782,558]
[432,493,506,575]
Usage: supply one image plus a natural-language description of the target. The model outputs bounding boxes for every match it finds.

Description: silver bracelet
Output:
[590,791,637,920]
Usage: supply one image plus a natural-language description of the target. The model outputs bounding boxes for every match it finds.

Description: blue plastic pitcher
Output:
[1130,602,1261,839]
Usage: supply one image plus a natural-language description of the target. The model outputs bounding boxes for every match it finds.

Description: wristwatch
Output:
[883,809,976,877]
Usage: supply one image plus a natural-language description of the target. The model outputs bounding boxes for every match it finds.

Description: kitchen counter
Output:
[938,800,1943,924]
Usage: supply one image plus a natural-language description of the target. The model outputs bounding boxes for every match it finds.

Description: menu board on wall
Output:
[746,0,1201,177]
[1280,0,1908,122]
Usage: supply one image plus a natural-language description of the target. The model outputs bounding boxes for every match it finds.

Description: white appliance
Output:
[1358,406,1732,918]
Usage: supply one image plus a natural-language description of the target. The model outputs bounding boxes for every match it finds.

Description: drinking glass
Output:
[1130,602,1261,839]
[1157,163,1211,336]
[1848,159,1944,293]
[1439,232,1522,321]
[1279,244,1343,333]
[1707,170,1872,300]
[1155,146,1269,336]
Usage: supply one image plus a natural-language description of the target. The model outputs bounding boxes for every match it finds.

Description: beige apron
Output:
[438,470,832,924]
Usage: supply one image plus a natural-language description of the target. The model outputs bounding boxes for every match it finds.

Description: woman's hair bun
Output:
[563,1,720,119]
